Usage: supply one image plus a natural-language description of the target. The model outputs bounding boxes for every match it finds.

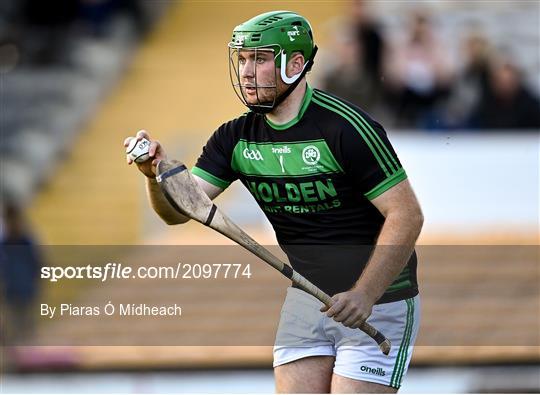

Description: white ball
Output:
[126,137,151,163]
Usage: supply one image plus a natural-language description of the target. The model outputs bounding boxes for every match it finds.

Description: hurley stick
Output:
[156,159,391,355]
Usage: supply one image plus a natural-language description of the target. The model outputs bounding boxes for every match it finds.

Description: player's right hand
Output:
[124,130,167,179]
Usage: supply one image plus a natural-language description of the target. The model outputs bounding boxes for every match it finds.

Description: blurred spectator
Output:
[384,10,454,127]
[317,1,386,116]
[4,0,151,66]
[468,55,540,129]
[350,0,385,91]
[0,202,42,345]
[77,0,150,38]
[18,0,79,65]
[429,26,492,130]
[318,26,367,103]
[350,0,384,103]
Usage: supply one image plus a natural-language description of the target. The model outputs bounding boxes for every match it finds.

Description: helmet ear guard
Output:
[264,45,318,112]
[279,49,310,84]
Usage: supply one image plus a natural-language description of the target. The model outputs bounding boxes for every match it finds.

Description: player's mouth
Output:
[244,86,257,95]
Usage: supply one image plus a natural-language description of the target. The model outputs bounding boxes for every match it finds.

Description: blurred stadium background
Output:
[0,0,538,393]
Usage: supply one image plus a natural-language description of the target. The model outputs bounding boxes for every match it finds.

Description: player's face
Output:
[237,49,283,104]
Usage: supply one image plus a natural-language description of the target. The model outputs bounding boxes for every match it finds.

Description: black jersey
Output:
[193,86,418,303]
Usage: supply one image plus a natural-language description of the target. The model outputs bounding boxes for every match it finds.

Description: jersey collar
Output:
[264,84,313,131]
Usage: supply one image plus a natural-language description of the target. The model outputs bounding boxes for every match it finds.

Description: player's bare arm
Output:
[124,130,224,225]
[145,175,223,225]
[322,179,423,329]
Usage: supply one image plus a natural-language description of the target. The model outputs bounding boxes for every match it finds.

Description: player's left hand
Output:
[320,289,374,329]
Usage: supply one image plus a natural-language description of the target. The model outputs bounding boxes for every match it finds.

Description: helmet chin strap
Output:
[247,46,318,114]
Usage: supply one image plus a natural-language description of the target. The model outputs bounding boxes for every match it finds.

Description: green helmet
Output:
[229,11,315,69]
[228,11,318,113]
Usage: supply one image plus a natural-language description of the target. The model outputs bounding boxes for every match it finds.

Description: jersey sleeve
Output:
[192,122,238,190]
[341,119,407,200]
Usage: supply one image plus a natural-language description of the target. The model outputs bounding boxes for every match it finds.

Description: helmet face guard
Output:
[227,11,318,114]
[228,46,280,113]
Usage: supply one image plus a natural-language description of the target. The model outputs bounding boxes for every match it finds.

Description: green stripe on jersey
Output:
[231,139,344,178]
[394,269,411,283]
[364,168,407,200]
[314,90,400,172]
[312,96,391,177]
[386,280,412,292]
[191,166,231,189]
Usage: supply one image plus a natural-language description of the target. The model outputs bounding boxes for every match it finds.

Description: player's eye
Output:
[238,57,246,65]
[256,57,265,64]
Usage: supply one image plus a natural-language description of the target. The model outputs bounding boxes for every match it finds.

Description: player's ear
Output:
[286,52,305,77]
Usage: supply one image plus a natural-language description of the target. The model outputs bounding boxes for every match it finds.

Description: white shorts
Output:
[273,287,420,389]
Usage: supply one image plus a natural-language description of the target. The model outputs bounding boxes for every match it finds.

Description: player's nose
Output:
[240,62,255,79]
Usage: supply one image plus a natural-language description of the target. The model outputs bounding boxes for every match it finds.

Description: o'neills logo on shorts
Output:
[360,365,386,376]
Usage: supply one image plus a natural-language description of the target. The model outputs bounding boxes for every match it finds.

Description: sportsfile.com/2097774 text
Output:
[40,263,252,282]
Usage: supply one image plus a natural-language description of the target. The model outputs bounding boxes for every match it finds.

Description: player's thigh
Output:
[329,296,420,391]
[331,373,397,394]
[275,355,335,393]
